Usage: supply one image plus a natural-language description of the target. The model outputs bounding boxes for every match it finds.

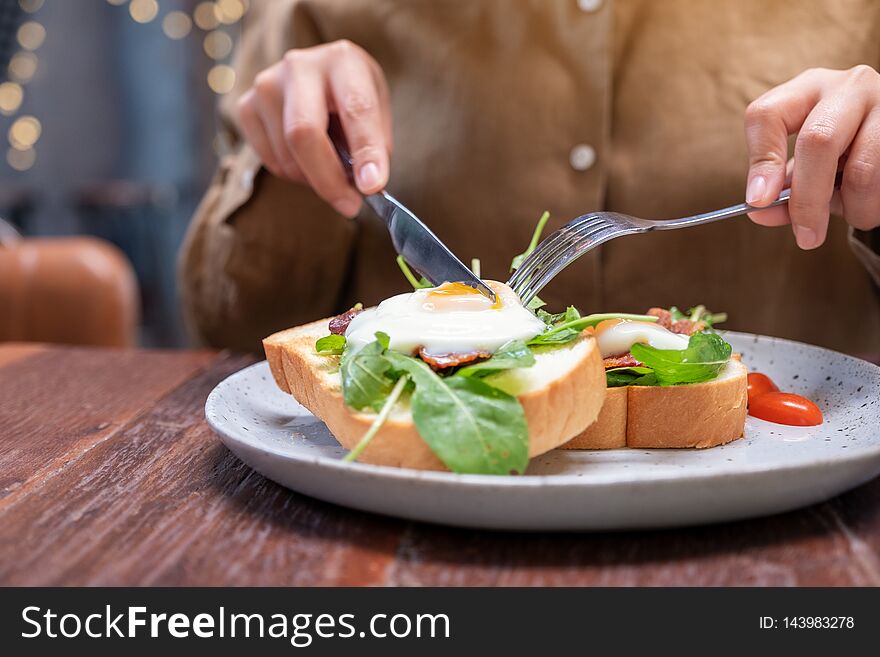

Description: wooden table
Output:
[1,343,879,587]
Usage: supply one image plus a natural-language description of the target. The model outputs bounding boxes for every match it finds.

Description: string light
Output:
[7,146,36,171]
[203,30,233,60]
[215,0,245,24]
[19,0,44,12]
[193,2,220,30]
[129,0,159,24]
[0,82,24,116]
[9,115,41,150]
[162,11,193,40]
[17,21,46,51]
[8,51,38,83]
[207,65,235,94]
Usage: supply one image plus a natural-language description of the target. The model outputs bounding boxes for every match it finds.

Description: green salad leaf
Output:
[510,211,550,272]
[396,255,432,290]
[529,312,658,346]
[339,332,394,412]
[630,332,732,386]
[384,350,529,474]
[605,366,655,388]
[456,340,535,378]
[315,334,346,355]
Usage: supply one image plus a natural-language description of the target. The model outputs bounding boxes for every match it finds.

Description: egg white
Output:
[595,320,689,358]
[345,281,545,356]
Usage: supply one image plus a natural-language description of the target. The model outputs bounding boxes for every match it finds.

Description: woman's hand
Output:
[236,40,392,217]
[744,65,880,248]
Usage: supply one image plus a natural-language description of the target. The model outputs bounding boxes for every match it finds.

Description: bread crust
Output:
[264,318,606,471]
[564,359,748,450]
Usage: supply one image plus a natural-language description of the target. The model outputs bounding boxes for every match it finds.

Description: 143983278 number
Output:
[783,617,855,629]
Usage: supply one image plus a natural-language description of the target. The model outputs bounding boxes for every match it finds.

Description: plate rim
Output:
[205,331,880,488]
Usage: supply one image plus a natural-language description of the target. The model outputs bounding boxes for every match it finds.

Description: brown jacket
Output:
[180,0,880,354]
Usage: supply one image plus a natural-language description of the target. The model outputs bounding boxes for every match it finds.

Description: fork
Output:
[507,190,793,306]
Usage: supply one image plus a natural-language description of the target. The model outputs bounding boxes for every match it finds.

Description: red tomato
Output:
[747,372,779,405]
[748,392,823,426]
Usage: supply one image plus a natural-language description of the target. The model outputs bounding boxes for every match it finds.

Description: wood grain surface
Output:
[1,343,879,586]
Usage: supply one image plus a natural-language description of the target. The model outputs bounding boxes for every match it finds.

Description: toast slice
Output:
[563,357,748,450]
[264,319,607,471]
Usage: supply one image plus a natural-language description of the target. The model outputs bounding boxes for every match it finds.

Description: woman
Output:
[180,0,880,353]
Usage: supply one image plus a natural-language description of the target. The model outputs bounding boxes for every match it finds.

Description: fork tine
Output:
[511,218,612,293]
[509,215,598,287]
[516,223,620,304]
[509,216,605,291]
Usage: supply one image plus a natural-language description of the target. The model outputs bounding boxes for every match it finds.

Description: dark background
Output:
[0,0,243,347]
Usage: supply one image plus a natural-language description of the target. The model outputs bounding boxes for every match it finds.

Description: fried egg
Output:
[594,319,689,358]
[345,281,546,356]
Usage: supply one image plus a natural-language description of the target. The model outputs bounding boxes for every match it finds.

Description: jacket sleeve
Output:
[179,1,358,352]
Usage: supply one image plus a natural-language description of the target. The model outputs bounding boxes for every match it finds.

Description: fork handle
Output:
[657,171,842,230]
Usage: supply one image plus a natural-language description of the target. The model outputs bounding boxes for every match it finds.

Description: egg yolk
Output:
[422,281,504,312]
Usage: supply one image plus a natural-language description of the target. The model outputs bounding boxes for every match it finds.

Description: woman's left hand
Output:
[744,65,880,249]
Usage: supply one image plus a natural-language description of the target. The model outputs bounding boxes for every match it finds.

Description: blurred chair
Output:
[0,217,139,347]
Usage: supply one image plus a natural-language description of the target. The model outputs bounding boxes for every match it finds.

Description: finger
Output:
[840,108,880,230]
[748,158,794,226]
[744,71,823,209]
[327,45,391,194]
[790,92,868,248]
[252,70,303,180]
[236,90,285,178]
[282,56,362,217]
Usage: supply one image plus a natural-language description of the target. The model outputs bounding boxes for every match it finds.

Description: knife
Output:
[327,115,495,302]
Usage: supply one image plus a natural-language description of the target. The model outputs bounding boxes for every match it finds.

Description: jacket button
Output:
[569,144,596,171]
[576,0,603,12]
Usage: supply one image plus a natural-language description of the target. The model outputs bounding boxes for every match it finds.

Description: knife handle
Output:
[327,114,356,185]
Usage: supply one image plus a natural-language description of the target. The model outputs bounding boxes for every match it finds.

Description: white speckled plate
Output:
[205,332,880,530]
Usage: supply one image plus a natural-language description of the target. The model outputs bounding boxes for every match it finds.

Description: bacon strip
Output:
[671,319,706,335]
[328,306,363,335]
[646,307,673,330]
[603,353,641,369]
[418,347,490,370]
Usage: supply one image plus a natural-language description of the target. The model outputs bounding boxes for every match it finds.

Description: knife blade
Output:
[327,116,495,301]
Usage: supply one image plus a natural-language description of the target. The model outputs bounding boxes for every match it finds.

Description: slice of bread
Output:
[563,357,748,450]
[264,319,606,471]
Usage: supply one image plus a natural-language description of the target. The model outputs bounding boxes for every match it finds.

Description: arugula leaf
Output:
[528,312,658,346]
[384,351,529,474]
[339,332,394,412]
[344,374,410,463]
[669,306,687,322]
[396,255,432,290]
[456,340,535,378]
[605,366,654,388]
[510,211,550,272]
[630,332,732,386]
[315,334,346,355]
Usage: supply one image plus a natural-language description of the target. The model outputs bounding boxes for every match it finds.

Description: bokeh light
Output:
[106,0,128,5]
[162,11,193,40]
[17,21,46,51]
[216,0,245,24]
[207,65,235,94]
[8,52,38,83]
[7,146,36,171]
[194,2,220,30]
[20,0,44,12]
[129,0,159,24]
[9,116,42,150]
[203,30,233,59]
[0,82,24,116]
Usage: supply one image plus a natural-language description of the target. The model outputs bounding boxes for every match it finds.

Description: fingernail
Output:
[333,197,361,218]
[357,162,381,191]
[793,225,818,249]
[746,175,767,205]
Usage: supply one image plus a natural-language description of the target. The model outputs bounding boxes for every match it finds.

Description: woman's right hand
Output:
[236,40,393,218]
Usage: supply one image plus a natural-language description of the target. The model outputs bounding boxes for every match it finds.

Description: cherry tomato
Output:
[747,372,779,405]
[748,391,823,426]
